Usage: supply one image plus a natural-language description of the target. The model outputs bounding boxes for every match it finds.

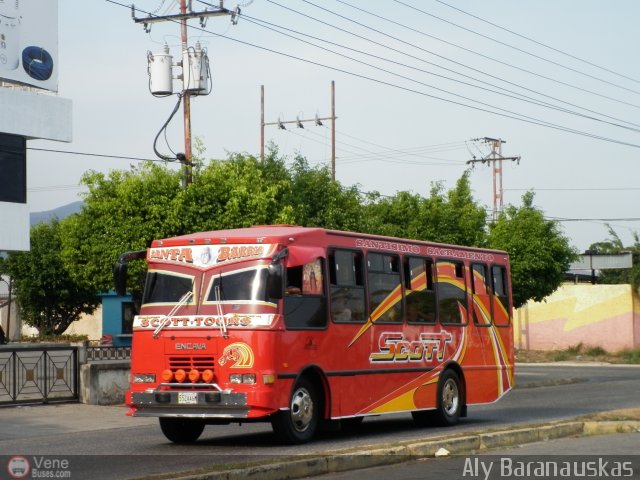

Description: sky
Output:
[23,0,640,252]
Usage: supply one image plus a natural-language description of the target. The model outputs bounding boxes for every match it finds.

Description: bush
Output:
[585,346,608,357]
[19,334,89,343]
[619,349,640,364]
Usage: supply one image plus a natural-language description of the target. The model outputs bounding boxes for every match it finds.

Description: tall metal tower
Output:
[467,137,521,221]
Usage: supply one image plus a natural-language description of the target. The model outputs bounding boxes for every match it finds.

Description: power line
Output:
[337,0,640,109]
[332,0,640,123]
[104,0,640,149]
[550,217,640,222]
[506,187,640,192]
[243,9,640,134]
[393,0,640,96]
[27,147,160,163]
[305,127,467,165]
[433,0,640,86]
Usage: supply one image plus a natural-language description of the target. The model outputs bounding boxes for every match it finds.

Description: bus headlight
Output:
[230,373,256,384]
[133,373,156,383]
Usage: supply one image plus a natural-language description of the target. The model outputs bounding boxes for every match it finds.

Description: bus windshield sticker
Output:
[134,313,277,330]
[148,244,277,268]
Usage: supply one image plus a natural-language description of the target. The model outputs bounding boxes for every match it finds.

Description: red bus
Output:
[115,226,514,444]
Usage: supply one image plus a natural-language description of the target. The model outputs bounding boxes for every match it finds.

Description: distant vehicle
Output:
[115,226,514,444]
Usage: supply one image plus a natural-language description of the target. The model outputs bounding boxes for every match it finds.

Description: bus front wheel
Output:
[271,377,320,444]
[159,417,205,444]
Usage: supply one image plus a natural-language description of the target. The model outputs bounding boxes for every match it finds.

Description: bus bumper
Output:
[130,390,249,418]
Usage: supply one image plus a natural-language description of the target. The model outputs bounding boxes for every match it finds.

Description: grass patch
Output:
[585,346,608,356]
[619,349,640,364]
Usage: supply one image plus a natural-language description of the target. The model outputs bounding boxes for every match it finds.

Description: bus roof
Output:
[151,225,508,258]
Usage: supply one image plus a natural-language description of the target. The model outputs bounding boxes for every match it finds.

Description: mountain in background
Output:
[30,201,83,226]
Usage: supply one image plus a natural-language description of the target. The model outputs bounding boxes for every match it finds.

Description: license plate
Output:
[178,392,198,404]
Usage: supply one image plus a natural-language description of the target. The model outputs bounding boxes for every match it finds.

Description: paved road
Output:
[0,364,639,479]
[308,432,640,480]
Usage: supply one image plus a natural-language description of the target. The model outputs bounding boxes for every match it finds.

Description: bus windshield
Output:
[205,267,270,303]
[142,271,194,305]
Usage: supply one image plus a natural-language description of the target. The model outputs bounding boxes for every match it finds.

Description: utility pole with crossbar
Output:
[467,137,521,222]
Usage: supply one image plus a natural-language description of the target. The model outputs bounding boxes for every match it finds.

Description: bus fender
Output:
[289,364,331,420]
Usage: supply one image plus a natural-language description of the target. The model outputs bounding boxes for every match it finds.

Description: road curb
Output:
[166,419,640,480]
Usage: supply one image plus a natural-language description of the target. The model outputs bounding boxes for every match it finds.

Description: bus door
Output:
[434,260,469,365]
[366,252,405,404]
[470,263,492,365]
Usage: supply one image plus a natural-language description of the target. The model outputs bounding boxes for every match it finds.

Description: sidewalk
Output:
[0,403,155,441]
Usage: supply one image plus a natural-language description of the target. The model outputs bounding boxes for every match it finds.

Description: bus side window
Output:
[284,258,327,329]
[436,260,467,325]
[330,250,366,323]
[367,252,403,323]
[404,257,436,324]
[492,265,511,326]
[471,263,491,326]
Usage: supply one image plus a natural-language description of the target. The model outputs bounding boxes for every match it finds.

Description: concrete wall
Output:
[79,361,130,405]
[63,306,103,341]
[515,284,640,351]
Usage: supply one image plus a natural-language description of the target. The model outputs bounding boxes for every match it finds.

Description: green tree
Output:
[588,226,640,289]
[285,155,365,231]
[0,220,100,336]
[420,171,488,246]
[58,151,284,297]
[487,191,577,308]
[173,151,294,233]
[362,171,487,246]
[60,162,184,302]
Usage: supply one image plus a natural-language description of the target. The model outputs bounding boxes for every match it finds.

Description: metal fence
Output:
[0,346,79,405]
[86,346,131,362]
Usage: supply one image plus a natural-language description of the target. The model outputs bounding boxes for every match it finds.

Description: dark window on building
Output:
[436,261,467,325]
[329,249,366,323]
[0,133,26,204]
[367,252,403,323]
[404,257,436,324]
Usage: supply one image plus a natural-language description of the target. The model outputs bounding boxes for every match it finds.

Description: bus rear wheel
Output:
[412,369,463,427]
[271,377,320,444]
[159,417,205,444]
[433,369,462,426]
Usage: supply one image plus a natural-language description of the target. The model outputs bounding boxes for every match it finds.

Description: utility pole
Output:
[179,0,192,187]
[132,2,240,186]
[261,81,338,180]
[467,137,521,221]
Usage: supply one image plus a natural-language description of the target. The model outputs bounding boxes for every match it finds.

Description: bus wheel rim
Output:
[291,387,313,432]
[442,378,459,415]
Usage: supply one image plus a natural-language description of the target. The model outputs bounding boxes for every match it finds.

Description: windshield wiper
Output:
[153,290,193,338]
[214,283,229,339]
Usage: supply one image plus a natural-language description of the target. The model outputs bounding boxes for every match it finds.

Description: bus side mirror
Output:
[267,263,284,300]
[114,261,128,297]
[113,250,146,297]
